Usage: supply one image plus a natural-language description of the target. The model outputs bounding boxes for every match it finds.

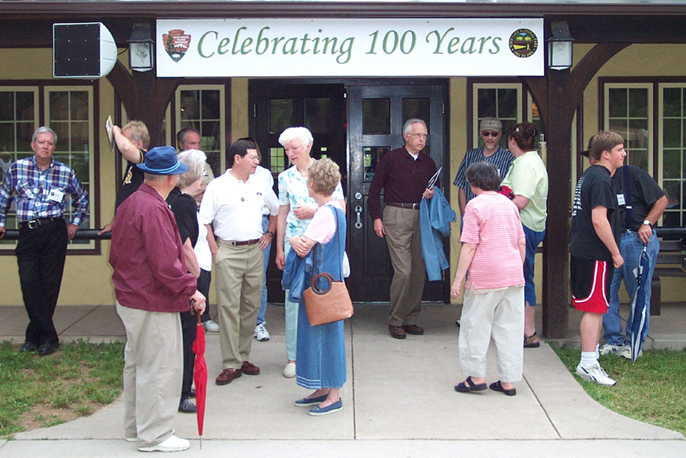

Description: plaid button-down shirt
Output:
[0,156,89,227]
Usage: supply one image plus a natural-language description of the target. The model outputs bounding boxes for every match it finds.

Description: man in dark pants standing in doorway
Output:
[0,126,89,355]
[368,118,438,339]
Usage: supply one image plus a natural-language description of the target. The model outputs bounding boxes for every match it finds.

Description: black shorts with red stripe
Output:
[570,255,615,314]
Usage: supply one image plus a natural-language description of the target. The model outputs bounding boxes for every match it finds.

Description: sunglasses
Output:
[481,131,500,138]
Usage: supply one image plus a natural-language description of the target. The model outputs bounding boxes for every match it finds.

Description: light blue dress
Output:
[295,205,347,390]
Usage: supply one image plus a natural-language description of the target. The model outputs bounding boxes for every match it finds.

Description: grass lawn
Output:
[0,339,125,439]
[553,345,686,436]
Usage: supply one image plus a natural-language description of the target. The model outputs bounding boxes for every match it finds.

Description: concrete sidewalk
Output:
[0,303,685,457]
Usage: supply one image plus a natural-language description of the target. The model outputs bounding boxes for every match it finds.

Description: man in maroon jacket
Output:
[110,146,205,453]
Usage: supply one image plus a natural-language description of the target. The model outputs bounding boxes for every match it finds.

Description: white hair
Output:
[402,118,426,135]
[176,149,207,189]
[278,127,313,149]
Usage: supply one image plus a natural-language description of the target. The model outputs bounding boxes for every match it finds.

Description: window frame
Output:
[0,82,98,255]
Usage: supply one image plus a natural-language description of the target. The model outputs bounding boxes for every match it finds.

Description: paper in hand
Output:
[426,166,442,189]
[105,116,114,151]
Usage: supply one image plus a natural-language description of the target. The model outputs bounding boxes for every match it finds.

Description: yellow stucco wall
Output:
[0,48,118,306]
[1,44,685,306]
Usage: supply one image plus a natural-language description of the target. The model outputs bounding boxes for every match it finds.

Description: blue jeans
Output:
[523,225,545,307]
[257,215,271,326]
[603,230,659,346]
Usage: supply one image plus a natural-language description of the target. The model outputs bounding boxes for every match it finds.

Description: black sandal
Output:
[455,376,487,393]
[489,380,516,396]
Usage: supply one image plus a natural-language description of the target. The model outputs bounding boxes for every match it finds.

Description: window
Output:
[604,83,653,173]
[660,83,686,227]
[45,86,95,249]
[0,85,95,251]
[0,88,39,246]
[473,83,522,149]
[175,85,225,177]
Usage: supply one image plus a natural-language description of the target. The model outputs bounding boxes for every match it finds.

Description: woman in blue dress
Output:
[288,158,347,416]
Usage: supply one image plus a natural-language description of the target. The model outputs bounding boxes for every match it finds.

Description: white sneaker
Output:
[203,320,219,333]
[576,362,616,386]
[599,343,624,356]
[283,361,296,378]
[619,345,643,360]
[138,435,190,452]
[254,323,270,341]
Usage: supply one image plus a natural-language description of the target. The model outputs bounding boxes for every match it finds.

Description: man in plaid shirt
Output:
[0,126,88,356]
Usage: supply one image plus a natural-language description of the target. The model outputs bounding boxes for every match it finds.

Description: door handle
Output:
[354,205,363,229]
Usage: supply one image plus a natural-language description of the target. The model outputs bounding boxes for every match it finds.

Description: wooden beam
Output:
[534,42,633,339]
[106,60,133,116]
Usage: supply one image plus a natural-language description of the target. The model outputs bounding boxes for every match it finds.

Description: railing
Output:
[656,227,686,238]
[2,226,685,244]
[2,229,111,240]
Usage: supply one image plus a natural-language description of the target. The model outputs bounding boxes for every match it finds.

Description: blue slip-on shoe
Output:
[308,399,342,416]
[294,394,328,407]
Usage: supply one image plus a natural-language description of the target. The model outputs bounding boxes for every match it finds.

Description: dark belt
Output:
[19,217,62,230]
[223,239,260,246]
[386,202,420,210]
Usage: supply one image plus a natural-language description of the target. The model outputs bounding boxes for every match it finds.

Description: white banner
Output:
[157,18,544,77]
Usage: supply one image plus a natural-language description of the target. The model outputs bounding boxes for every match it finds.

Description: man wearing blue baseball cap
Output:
[110,146,206,452]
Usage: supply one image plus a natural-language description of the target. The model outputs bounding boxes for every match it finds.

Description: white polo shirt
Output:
[198,169,279,241]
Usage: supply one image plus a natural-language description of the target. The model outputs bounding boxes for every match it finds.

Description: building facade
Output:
[1,1,685,338]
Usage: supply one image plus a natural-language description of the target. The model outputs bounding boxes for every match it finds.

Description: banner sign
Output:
[157,18,543,77]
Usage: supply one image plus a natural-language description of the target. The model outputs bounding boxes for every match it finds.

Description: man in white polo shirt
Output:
[199,139,279,385]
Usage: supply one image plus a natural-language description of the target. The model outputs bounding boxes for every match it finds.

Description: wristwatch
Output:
[266,231,275,237]
[642,220,651,227]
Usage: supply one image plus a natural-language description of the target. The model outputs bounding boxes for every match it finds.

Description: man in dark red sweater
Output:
[368,118,438,339]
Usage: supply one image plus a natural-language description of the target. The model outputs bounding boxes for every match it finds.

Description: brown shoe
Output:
[241,361,260,375]
[389,325,406,339]
[216,368,242,385]
[403,325,424,335]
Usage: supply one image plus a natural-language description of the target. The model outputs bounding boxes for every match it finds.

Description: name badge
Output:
[617,193,625,206]
[48,188,65,203]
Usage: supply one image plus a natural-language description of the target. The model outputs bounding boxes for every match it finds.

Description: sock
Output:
[580,351,597,367]
[595,344,600,360]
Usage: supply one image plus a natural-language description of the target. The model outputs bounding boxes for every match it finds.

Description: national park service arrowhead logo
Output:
[509,29,538,58]
[163,29,191,62]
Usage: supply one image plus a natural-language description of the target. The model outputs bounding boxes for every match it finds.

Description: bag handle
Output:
[310,272,335,294]
[312,205,344,281]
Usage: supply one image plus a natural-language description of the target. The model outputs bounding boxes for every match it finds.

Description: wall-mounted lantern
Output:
[547,21,575,71]
[128,23,154,72]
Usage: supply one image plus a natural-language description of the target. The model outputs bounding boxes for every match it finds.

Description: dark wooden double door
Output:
[250,80,448,303]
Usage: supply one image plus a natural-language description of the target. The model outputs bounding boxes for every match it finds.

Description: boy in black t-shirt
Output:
[570,131,625,386]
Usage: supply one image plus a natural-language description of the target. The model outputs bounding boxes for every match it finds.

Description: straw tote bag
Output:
[303,208,354,326]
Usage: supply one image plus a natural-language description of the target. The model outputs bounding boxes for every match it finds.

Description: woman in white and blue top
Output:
[275,127,345,379]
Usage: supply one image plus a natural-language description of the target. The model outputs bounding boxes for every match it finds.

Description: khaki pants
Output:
[458,286,525,383]
[383,205,425,326]
[116,302,182,448]
[215,241,263,369]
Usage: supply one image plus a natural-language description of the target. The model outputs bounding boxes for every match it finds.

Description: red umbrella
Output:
[192,311,207,448]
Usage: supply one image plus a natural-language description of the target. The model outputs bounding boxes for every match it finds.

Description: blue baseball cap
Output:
[137,146,188,175]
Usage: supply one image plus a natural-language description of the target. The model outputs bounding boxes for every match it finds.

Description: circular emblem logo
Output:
[509,29,538,58]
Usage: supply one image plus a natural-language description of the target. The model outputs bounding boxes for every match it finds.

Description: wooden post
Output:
[541,68,574,339]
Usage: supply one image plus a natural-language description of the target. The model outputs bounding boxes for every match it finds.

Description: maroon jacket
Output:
[110,183,196,313]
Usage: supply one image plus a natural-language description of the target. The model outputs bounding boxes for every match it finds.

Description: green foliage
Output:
[553,345,686,435]
[0,339,125,439]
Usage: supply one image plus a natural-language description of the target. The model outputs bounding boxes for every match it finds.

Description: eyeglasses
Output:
[481,131,500,138]
[244,155,260,162]
[408,133,428,139]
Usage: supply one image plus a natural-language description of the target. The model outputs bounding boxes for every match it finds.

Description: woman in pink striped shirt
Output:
[451,161,526,397]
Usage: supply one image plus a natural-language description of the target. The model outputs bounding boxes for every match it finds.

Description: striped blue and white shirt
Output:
[0,156,89,226]
[453,146,514,203]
